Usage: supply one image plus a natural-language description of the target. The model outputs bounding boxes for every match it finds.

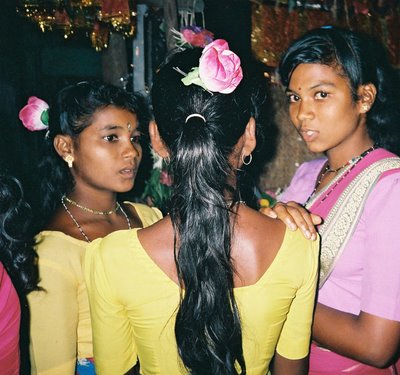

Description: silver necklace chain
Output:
[61,196,131,243]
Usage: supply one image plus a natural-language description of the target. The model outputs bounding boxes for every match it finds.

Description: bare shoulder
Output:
[236,205,286,247]
[138,216,174,250]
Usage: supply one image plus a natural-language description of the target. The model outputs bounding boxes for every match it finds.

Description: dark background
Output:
[0,0,258,208]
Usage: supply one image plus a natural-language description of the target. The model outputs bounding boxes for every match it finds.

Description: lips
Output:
[120,167,137,179]
[300,128,319,142]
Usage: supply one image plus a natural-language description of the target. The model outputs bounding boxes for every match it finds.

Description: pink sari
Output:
[302,149,400,374]
[0,262,20,375]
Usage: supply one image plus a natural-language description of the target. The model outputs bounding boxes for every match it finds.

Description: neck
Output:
[66,189,118,213]
[326,139,374,170]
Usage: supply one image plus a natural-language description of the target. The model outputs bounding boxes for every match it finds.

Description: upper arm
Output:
[361,174,400,322]
[28,247,78,373]
[359,174,400,362]
[356,311,400,366]
[276,236,319,359]
[85,239,137,375]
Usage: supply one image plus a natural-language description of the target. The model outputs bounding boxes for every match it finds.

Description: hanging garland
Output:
[16,0,137,51]
[251,0,400,67]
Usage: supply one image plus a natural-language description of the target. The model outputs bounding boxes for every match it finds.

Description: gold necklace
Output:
[61,196,131,243]
[62,195,120,215]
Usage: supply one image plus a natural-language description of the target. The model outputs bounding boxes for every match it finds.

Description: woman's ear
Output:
[358,83,377,113]
[241,117,257,157]
[53,135,74,159]
[149,121,170,158]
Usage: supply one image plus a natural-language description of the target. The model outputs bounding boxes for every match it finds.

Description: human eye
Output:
[315,91,329,100]
[130,132,141,144]
[286,93,300,103]
[103,134,119,142]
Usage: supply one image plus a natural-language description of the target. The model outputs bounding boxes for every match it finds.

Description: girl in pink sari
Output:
[0,173,38,374]
[276,27,400,374]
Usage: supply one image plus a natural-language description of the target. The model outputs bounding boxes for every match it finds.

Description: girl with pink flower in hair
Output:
[85,40,319,375]
[19,82,162,375]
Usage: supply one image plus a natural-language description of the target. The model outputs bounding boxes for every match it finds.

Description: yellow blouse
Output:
[85,228,319,375]
[28,203,162,375]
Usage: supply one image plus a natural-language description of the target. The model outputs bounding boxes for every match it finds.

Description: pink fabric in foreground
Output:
[309,343,400,374]
[0,262,20,375]
[280,148,400,373]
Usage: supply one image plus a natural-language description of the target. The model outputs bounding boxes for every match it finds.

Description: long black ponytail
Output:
[152,48,263,374]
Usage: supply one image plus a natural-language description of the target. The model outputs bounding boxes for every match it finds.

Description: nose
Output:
[123,141,141,161]
[296,99,314,122]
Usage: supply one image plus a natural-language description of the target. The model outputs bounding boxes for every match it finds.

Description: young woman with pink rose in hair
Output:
[85,40,319,375]
[19,82,162,375]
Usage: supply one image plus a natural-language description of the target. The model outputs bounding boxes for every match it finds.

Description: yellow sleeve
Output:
[28,235,82,375]
[276,234,319,359]
[125,202,163,227]
[85,234,137,375]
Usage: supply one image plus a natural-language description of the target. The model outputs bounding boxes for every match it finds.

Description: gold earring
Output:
[362,104,370,112]
[64,155,74,168]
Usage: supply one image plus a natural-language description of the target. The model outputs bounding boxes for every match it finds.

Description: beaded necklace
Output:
[304,145,376,207]
[226,200,246,208]
[61,196,131,243]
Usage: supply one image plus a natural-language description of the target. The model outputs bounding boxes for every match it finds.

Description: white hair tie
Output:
[185,114,206,123]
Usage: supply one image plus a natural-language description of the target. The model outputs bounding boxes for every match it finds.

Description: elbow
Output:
[362,348,397,369]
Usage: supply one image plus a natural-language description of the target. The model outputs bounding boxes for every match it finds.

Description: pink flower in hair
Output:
[198,39,243,94]
[19,96,49,132]
[172,26,214,49]
[181,26,214,48]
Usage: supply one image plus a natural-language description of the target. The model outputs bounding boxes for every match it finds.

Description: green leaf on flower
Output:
[40,109,49,126]
[181,68,208,91]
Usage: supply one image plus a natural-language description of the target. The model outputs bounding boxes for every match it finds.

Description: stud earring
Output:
[127,122,131,131]
[64,155,74,168]
[362,104,370,112]
[242,153,252,166]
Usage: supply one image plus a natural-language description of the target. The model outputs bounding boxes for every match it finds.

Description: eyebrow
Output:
[100,124,137,131]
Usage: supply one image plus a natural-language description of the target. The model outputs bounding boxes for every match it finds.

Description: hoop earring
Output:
[242,153,252,166]
[64,155,74,168]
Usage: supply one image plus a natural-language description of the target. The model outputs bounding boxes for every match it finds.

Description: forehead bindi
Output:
[290,64,344,91]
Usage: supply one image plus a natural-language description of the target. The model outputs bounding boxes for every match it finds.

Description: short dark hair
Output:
[279,26,400,155]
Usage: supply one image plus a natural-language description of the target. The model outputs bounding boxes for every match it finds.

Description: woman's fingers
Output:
[260,201,321,240]
[286,201,318,240]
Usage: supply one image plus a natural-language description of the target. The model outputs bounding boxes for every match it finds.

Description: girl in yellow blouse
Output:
[86,41,319,374]
[22,82,162,374]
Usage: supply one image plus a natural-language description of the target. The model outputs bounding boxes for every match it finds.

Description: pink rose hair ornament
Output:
[19,96,50,136]
[174,39,243,95]
[172,26,214,49]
